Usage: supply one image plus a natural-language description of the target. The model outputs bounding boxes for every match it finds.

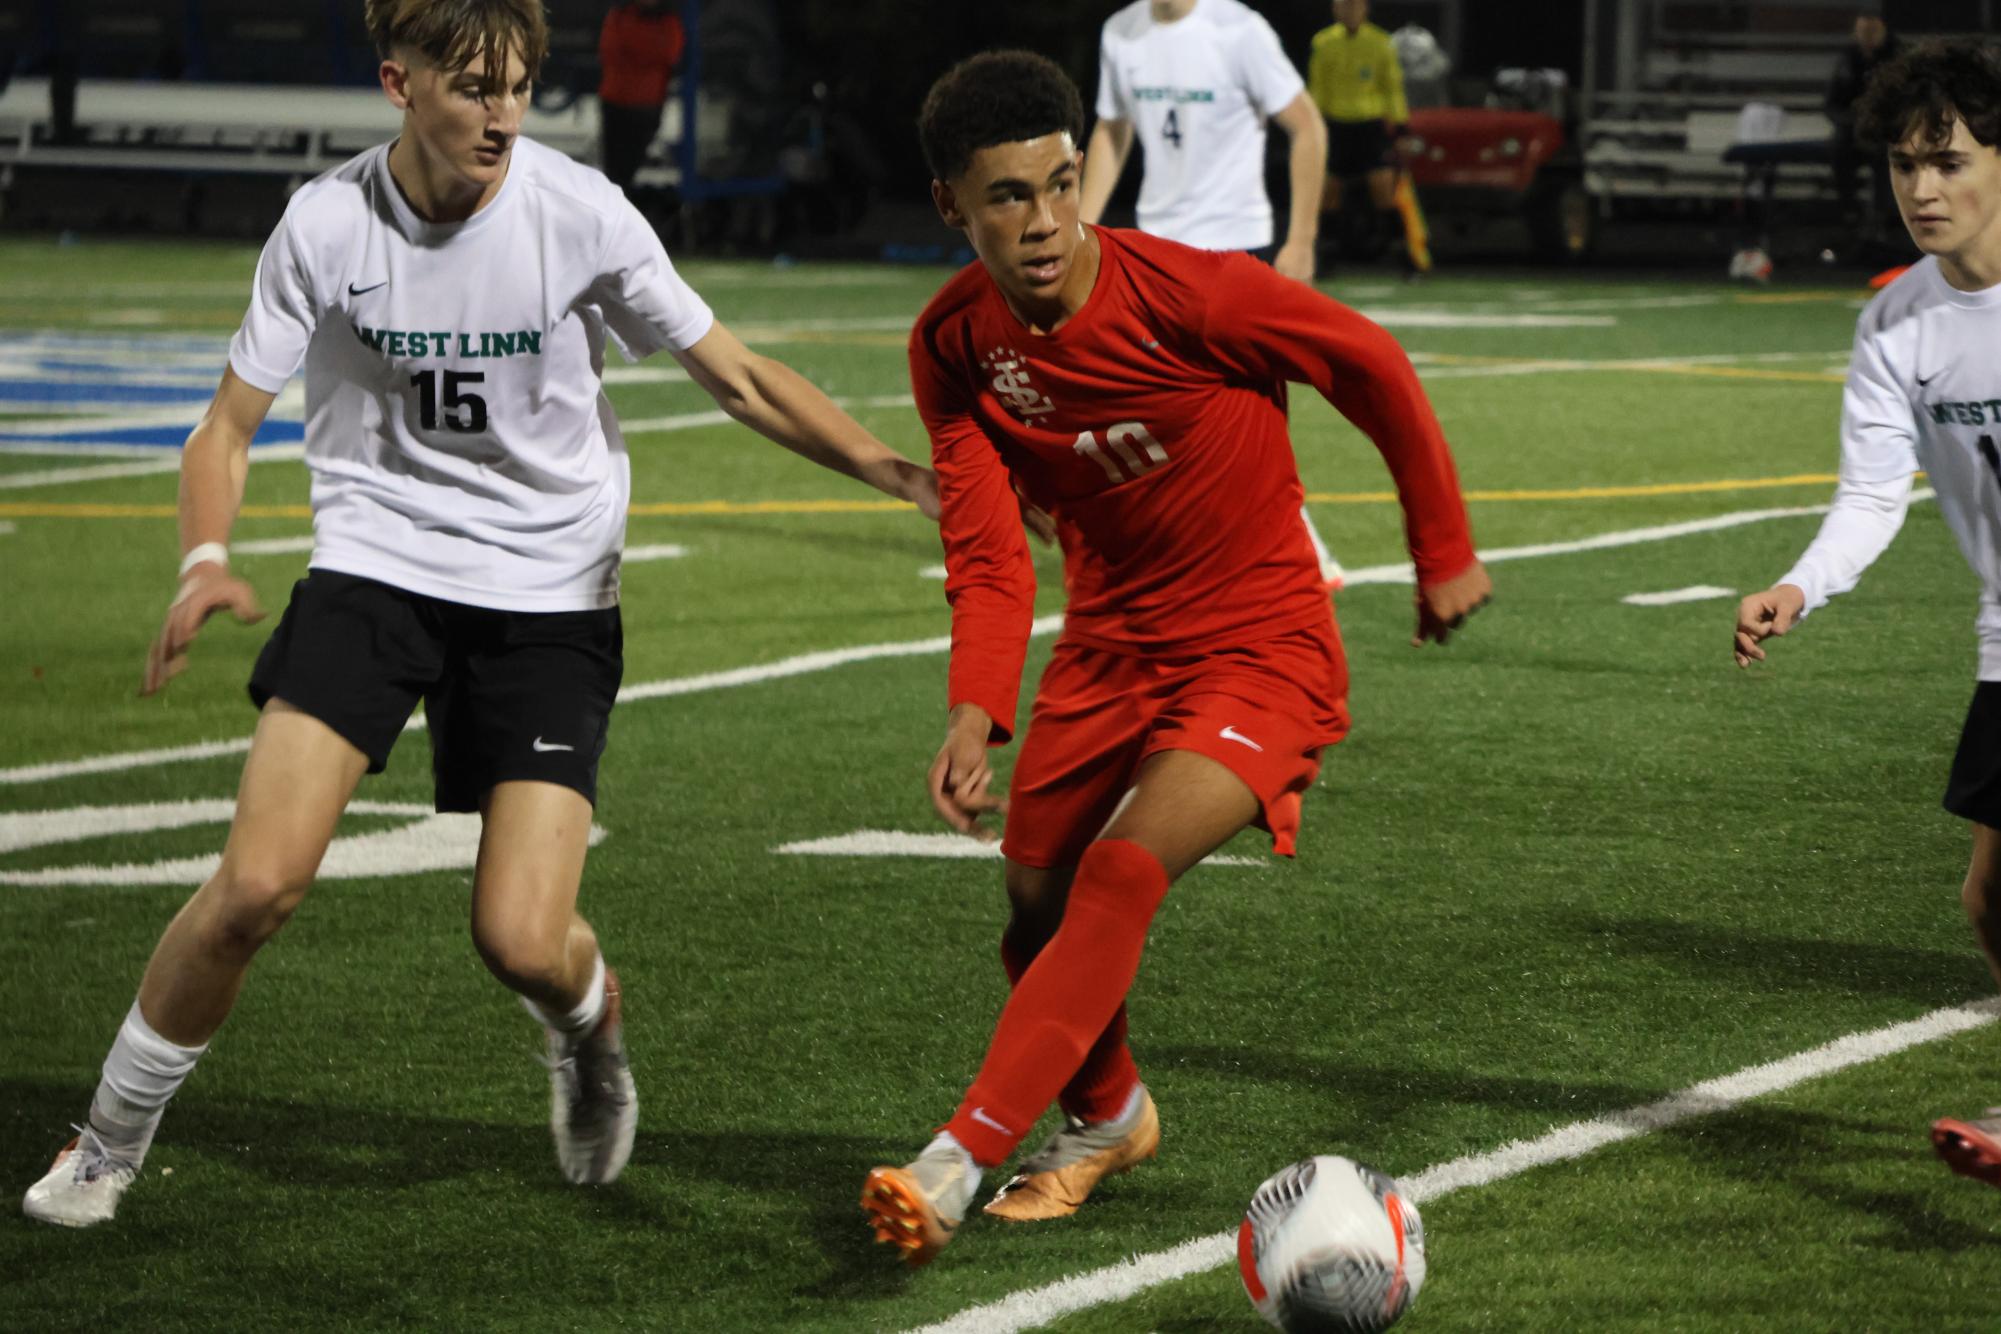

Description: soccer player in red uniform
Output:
[861,51,1490,1266]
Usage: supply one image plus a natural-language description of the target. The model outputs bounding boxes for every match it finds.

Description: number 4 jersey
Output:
[911,226,1476,739]
[1781,257,2001,679]
[229,136,714,611]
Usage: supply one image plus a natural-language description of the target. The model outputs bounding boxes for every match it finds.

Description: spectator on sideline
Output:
[1827,5,1901,241]
[599,0,685,194]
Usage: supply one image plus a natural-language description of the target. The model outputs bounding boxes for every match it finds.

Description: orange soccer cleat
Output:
[1932,1108,2001,1188]
[862,1137,978,1266]
[984,1086,1160,1222]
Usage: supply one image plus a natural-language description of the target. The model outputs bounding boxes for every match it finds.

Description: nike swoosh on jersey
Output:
[532,737,576,753]
[347,280,388,296]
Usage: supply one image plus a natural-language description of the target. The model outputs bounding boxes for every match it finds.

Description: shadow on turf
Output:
[0,1075,913,1296]
[1562,912,1990,1006]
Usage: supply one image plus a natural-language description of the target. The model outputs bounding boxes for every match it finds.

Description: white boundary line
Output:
[907,997,2001,1334]
[0,489,1894,788]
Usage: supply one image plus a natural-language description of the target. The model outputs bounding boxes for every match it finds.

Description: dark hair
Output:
[1856,37,2001,151]
[917,50,1084,181]
[364,0,549,92]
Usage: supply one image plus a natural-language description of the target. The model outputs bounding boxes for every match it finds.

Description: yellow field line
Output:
[1418,351,1843,385]
[0,474,1852,521]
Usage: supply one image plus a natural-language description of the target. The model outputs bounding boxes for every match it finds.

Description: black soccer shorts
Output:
[248,569,623,812]
[1945,681,2001,831]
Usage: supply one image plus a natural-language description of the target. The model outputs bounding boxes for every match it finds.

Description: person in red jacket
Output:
[598,0,684,193]
[860,49,1491,1267]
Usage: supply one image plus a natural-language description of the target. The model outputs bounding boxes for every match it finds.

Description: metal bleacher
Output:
[0,0,760,206]
[0,77,664,182]
[1583,0,1854,205]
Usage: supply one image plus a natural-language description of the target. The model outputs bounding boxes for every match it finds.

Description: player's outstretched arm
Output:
[674,321,939,519]
[1270,93,1326,283]
[1079,118,1134,227]
[1733,584,1808,667]
[928,703,1006,840]
[142,366,273,696]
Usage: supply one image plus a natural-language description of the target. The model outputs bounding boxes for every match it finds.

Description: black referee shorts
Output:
[248,569,623,813]
[1328,118,1393,180]
[1945,681,2001,831]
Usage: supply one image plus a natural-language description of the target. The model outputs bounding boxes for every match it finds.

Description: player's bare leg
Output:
[472,780,633,1185]
[1931,822,2001,1188]
[24,701,365,1226]
[867,750,1258,1261]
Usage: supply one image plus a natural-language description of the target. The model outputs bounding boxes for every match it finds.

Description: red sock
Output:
[1001,934,1141,1125]
[947,840,1169,1166]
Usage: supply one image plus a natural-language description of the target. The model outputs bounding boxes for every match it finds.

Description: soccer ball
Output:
[1237,1155,1426,1333]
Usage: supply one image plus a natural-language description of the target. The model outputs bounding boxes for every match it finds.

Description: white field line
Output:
[1332,491,1934,588]
[234,535,315,556]
[1361,310,1616,330]
[0,491,1879,787]
[0,457,182,488]
[772,830,1260,866]
[1408,349,1851,382]
[907,997,2001,1334]
[621,394,915,436]
[0,614,1067,787]
[1623,585,1736,606]
[0,444,304,491]
[0,521,13,536]
[624,543,688,563]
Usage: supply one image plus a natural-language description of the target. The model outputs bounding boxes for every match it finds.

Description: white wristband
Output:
[178,542,229,578]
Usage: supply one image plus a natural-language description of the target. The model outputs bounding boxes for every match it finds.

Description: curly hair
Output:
[917,50,1085,181]
[364,0,548,92]
[1856,37,2001,151]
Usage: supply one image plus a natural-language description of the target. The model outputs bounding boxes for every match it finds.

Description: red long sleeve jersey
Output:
[910,227,1475,741]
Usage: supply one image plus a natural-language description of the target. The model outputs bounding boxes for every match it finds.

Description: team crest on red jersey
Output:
[981,347,1058,421]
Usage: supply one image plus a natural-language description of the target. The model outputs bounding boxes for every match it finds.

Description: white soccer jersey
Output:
[229,136,715,612]
[1095,0,1305,251]
[1781,257,2001,678]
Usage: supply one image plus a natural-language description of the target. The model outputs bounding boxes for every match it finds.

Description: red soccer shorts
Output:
[1000,620,1350,869]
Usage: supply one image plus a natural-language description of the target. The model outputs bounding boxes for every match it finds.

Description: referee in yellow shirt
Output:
[1309,0,1429,272]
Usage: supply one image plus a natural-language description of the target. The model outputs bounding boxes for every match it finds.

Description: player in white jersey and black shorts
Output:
[22,0,938,1228]
[1731,38,2001,1191]
[1078,0,1346,588]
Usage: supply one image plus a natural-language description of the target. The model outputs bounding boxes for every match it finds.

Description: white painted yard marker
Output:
[0,521,14,536]
[919,564,948,580]
[0,798,605,887]
[773,830,1260,867]
[1622,585,1737,606]
[624,543,689,563]
[906,997,2001,1334]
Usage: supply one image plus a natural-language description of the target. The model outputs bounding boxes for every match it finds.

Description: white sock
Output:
[87,1002,207,1168]
[521,952,607,1037]
[1096,1082,1147,1131]
[924,1130,982,1196]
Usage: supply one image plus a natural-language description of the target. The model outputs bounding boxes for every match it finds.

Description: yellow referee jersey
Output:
[1308,21,1407,125]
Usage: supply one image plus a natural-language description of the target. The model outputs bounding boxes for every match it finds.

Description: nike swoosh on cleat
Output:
[971,1106,1013,1136]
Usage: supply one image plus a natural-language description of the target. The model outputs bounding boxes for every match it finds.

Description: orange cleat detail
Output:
[1932,1114,2001,1188]
[861,1166,959,1267]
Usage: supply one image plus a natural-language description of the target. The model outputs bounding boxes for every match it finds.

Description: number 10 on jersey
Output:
[1074,421,1169,484]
